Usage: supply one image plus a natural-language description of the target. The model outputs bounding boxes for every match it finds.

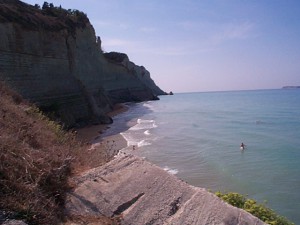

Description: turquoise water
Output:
[111,89,300,223]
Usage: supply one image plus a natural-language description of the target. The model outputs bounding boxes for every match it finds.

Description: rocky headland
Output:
[282,86,300,89]
[0,0,165,128]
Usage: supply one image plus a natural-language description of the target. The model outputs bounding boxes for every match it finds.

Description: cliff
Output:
[0,0,166,128]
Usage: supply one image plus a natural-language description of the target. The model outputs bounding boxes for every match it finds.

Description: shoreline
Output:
[75,103,130,168]
[75,103,129,144]
[68,100,294,224]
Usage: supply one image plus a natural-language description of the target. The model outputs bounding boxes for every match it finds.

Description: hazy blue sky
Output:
[23,0,300,93]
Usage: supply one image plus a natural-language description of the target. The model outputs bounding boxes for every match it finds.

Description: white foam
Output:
[120,132,152,148]
[163,166,179,175]
[137,140,151,147]
[129,119,157,131]
[120,117,157,149]
[144,130,151,135]
[143,102,154,110]
[120,132,136,146]
[137,119,154,123]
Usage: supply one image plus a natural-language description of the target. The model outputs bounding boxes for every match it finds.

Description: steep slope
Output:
[66,154,266,225]
[0,81,119,224]
[0,0,166,128]
[0,81,77,224]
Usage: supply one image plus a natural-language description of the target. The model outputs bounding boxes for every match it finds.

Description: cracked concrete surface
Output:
[66,154,266,225]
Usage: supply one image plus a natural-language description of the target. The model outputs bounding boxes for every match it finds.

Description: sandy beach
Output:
[75,103,129,143]
[74,103,129,170]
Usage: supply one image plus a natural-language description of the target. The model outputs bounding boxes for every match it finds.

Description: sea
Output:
[104,89,300,223]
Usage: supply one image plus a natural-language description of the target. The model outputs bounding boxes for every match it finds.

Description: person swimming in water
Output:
[240,143,245,149]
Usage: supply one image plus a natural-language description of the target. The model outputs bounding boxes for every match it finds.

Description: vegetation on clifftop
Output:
[216,191,294,225]
[0,0,89,32]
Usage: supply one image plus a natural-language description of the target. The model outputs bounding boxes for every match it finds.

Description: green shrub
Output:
[215,191,294,225]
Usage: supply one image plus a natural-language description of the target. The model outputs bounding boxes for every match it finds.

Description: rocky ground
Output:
[65,154,266,225]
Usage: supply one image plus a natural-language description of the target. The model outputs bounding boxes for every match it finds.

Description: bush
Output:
[215,191,294,225]
[0,1,89,32]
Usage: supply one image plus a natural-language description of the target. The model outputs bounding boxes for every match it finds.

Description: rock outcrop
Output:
[282,86,300,89]
[0,0,165,127]
[66,154,266,225]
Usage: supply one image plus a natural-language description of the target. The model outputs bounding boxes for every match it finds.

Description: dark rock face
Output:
[104,52,129,63]
[282,86,300,89]
[0,0,166,127]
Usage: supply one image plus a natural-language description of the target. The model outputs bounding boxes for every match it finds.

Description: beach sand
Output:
[73,104,129,171]
[75,103,129,144]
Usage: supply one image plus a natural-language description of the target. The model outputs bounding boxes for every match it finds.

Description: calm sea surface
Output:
[107,89,300,223]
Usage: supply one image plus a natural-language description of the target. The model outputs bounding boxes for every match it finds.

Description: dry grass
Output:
[0,82,75,224]
[0,82,115,224]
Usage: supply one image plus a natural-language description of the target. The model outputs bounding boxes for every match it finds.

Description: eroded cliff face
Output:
[0,0,165,127]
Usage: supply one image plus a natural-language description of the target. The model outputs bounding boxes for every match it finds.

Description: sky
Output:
[22,0,300,93]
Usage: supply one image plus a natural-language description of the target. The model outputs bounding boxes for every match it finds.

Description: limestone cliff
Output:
[0,0,166,127]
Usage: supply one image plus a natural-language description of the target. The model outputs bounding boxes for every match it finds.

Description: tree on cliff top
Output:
[0,0,89,31]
